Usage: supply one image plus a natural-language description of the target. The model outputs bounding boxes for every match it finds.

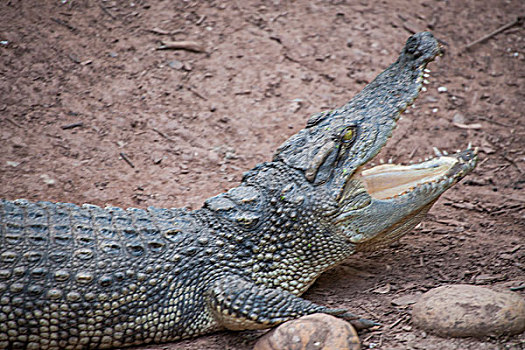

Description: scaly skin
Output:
[0,32,477,349]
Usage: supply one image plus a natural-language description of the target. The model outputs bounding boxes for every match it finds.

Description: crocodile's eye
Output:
[342,128,356,143]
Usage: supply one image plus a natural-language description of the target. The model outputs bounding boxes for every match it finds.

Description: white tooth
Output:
[423,73,430,78]
[467,142,472,150]
[388,158,393,164]
[423,79,430,85]
[433,147,443,157]
[421,86,427,92]
[424,68,431,73]
[443,150,449,155]
[380,158,384,164]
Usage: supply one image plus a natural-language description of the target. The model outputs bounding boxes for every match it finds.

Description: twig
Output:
[476,115,512,128]
[152,128,177,142]
[477,157,489,169]
[61,122,84,130]
[363,334,376,343]
[436,269,450,282]
[270,11,288,23]
[502,153,524,174]
[283,52,301,64]
[51,17,77,32]
[119,152,135,168]
[453,122,482,129]
[490,205,524,216]
[5,118,22,128]
[389,314,407,329]
[99,4,117,19]
[196,15,206,26]
[358,305,381,320]
[510,285,525,292]
[157,40,205,53]
[188,86,208,100]
[146,27,185,36]
[463,16,524,51]
[408,147,417,160]
[402,21,422,35]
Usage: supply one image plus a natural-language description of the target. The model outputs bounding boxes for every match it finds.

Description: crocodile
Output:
[0,32,477,350]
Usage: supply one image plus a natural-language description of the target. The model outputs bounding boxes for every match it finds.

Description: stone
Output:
[452,112,465,124]
[391,294,420,306]
[253,313,360,350]
[412,284,525,337]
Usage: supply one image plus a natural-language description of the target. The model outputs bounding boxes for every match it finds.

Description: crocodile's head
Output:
[274,32,477,252]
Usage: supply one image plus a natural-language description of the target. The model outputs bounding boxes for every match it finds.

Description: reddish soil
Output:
[1,0,524,349]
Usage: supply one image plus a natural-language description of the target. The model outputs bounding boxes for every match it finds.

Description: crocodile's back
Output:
[0,199,216,349]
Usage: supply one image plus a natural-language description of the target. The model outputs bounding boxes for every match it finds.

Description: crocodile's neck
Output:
[199,161,355,296]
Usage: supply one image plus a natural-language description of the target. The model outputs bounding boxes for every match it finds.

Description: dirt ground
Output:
[1,0,524,349]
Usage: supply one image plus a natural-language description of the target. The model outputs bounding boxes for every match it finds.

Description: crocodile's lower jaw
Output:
[352,148,478,200]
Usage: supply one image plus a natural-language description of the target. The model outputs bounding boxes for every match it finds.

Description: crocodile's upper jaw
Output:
[356,151,477,201]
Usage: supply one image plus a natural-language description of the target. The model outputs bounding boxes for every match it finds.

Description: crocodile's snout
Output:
[404,31,441,62]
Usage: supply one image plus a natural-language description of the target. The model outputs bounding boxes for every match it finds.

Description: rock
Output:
[40,174,56,186]
[391,294,420,306]
[168,59,184,70]
[289,99,303,113]
[452,112,465,124]
[412,284,525,337]
[253,313,360,350]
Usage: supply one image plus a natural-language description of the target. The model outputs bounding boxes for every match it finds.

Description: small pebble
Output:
[40,174,56,186]
[253,313,360,350]
[289,99,303,113]
[452,112,465,124]
[168,60,184,70]
[437,86,448,93]
[412,284,525,337]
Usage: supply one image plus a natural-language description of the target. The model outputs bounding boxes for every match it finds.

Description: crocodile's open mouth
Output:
[338,147,477,250]
[345,51,478,202]
[350,149,478,201]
